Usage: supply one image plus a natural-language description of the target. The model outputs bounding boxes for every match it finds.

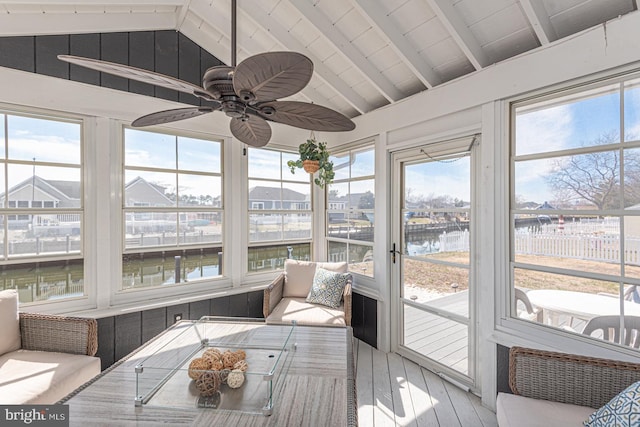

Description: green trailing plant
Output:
[287,138,335,188]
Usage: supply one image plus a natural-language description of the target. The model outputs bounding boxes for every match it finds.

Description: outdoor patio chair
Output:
[598,285,640,303]
[515,288,543,322]
[582,315,640,348]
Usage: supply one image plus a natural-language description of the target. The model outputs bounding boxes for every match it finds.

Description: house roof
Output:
[0,175,80,202]
[249,186,307,201]
[45,180,81,200]
[329,192,372,207]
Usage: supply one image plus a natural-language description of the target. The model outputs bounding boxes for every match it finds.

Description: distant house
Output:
[248,186,309,210]
[0,175,80,209]
[0,175,195,234]
[124,176,174,207]
[0,175,81,229]
[328,192,373,222]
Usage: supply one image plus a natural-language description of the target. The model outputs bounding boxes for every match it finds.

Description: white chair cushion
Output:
[283,260,317,298]
[496,392,595,427]
[316,261,348,274]
[0,289,21,356]
[0,349,100,404]
[266,297,346,327]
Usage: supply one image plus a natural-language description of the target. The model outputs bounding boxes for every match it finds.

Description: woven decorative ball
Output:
[202,352,222,367]
[203,348,222,360]
[234,350,246,360]
[195,371,222,397]
[188,357,210,380]
[226,370,245,389]
[207,358,224,371]
[219,369,231,384]
[233,359,249,372]
[222,352,240,370]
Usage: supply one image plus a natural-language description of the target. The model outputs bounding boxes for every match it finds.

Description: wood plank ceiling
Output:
[0,0,637,120]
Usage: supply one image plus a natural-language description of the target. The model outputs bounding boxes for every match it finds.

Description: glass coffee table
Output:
[134,317,296,416]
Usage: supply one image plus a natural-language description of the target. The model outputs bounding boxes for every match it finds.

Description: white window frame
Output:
[113,126,227,304]
[0,106,93,313]
[246,145,313,276]
[495,66,640,361]
[326,143,376,279]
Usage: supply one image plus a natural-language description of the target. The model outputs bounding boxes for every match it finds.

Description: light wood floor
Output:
[354,339,497,427]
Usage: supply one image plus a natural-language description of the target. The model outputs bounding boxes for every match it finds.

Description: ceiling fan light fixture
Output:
[260,106,276,116]
[238,90,255,103]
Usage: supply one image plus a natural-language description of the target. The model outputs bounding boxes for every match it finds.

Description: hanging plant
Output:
[287,137,335,188]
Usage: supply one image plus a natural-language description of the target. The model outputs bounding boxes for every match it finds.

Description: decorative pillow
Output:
[0,289,21,355]
[306,267,350,309]
[584,381,640,426]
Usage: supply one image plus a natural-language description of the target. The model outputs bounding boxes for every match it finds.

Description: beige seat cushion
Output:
[496,392,595,427]
[0,349,101,404]
[0,289,21,355]
[266,297,346,327]
[283,260,348,298]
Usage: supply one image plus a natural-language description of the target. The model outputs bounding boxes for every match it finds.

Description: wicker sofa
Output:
[497,346,640,426]
[0,289,100,404]
[263,259,352,327]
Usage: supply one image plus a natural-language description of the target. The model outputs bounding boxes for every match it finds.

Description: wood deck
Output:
[354,338,497,427]
[403,292,470,376]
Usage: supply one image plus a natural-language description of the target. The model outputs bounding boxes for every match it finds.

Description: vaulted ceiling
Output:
[0,0,637,121]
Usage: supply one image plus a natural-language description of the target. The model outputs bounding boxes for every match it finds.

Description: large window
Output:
[511,73,640,350]
[0,111,83,303]
[247,147,312,273]
[123,128,222,289]
[327,146,375,277]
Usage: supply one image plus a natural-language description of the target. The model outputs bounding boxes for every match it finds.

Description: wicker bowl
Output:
[302,160,320,173]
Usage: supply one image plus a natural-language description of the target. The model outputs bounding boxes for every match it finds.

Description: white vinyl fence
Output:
[424,221,640,266]
[439,230,470,252]
[514,231,640,265]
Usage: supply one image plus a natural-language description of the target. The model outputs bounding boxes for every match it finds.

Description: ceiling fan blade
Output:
[230,115,272,147]
[58,55,210,99]
[260,101,356,132]
[131,107,215,127]
[233,52,313,103]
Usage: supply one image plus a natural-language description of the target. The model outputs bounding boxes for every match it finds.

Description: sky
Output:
[4,81,640,206]
[2,115,81,190]
[124,129,222,199]
[404,156,471,204]
[514,83,640,205]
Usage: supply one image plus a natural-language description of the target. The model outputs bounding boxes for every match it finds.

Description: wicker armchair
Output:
[263,260,352,327]
[19,312,98,356]
[497,346,640,426]
[0,303,100,404]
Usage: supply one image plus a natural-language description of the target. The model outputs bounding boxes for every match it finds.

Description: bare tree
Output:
[546,133,640,209]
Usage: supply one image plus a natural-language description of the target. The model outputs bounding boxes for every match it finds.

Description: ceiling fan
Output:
[57,0,355,147]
